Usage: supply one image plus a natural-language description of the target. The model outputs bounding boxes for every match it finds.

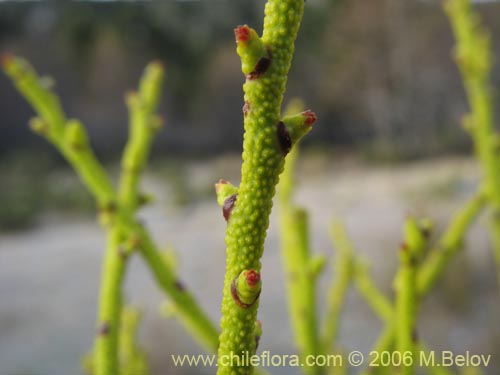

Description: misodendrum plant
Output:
[214,1,317,374]
[3,0,499,374]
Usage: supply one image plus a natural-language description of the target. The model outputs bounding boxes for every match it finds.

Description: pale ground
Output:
[0,155,499,375]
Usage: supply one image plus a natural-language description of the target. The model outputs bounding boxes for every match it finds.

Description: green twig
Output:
[445,0,500,291]
[322,221,353,355]
[276,99,324,374]
[216,1,315,373]
[2,56,221,372]
[395,218,426,375]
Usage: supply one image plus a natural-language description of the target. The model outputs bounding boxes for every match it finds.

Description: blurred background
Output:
[0,0,499,374]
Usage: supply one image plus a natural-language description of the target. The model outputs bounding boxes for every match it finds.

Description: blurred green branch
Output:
[445,0,500,291]
[2,55,219,374]
[277,100,325,375]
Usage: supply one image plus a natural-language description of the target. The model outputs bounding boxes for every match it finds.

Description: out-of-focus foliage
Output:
[2,0,500,160]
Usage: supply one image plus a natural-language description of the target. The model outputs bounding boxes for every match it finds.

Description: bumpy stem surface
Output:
[217,1,314,373]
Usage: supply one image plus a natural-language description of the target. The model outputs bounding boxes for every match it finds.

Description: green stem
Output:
[95,226,127,375]
[322,221,353,354]
[445,0,500,291]
[135,224,220,351]
[352,259,393,323]
[217,1,311,374]
[417,188,486,294]
[2,56,222,372]
[394,248,417,375]
[276,103,323,374]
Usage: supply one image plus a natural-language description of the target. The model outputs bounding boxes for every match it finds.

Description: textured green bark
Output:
[217,1,313,373]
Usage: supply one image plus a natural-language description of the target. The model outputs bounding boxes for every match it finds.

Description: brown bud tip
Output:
[277,121,292,156]
[215,179,229,194]
[223,194,237,221]
[1,53,13,68]
[243,101,250,117]
[118,246,127,260]
[400,242,408,252]
[412,328,419,343]
[234,25,250,43]
[98,322,110,336]
[244,270,261,287]
[303,110,317,126]
[174,280,185,292]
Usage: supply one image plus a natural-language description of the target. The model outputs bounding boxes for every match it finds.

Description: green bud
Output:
[234,25,269,76]
[215,179,239,207]
[231,270,261,308]
[139,60,165,111]
[65,119,88,150]
[29,117,49,135]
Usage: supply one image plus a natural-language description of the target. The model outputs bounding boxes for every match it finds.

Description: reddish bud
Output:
[234,25,250,43]
[244,270,261,288]
[303,110,317,126]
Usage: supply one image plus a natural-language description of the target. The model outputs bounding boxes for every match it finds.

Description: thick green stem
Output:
[217,1,311,374]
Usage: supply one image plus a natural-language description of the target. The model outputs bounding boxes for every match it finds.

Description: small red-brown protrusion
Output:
[277,121,292,156]
[303,110,317,126]
[98,322,110,336]
[222,194,237,221]
[118,246,128,260]
[234,25,250,43]
[400,242,408,252]
[127,235,141,250]
[243,101,250,117]
[244,270,261,288]
[215,179,229,195]
[174,280,185,292]
[248,57,272,80]
[255,320,262,348]
[1,53,13,68]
